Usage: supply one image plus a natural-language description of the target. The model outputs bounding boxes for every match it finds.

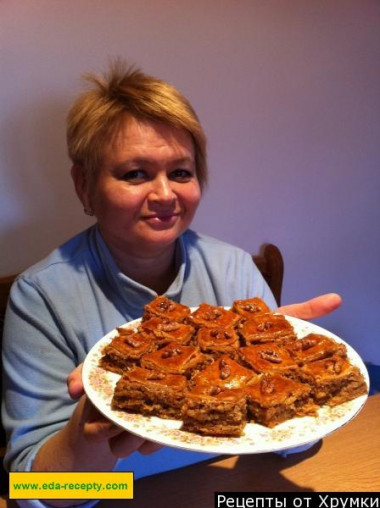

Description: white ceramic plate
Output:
[82,314,369,455]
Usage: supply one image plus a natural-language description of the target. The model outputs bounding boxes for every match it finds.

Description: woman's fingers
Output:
[277,293,342,320]
[108,431,162,457]
[75,395,121,442]
[82,419,124,443]
[138,440,163,455]
[67,363,84,399]
[85,422,122,442]
[108,431,146,457]
[73,394,161,458]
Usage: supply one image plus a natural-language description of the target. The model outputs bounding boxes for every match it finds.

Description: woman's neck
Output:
[108,242,177,295]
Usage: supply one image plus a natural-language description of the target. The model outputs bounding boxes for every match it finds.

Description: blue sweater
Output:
[2,225,276,481]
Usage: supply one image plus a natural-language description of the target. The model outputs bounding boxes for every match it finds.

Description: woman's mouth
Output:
[143,213,180,228]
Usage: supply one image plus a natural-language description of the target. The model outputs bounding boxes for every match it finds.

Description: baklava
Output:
[112,367,187,419]
[140,342,208,378]
[239,313,296,345]
[190,354,256,392]
[195,326,240,357]
[143,295,191,322]
[99,295,368,436]
[182,386,247,436]
[245,373,317,427]
[187,303,241,330]
[139,316,195,348]
[239,343,298,376]
[286,333,347,365]
[232,297,271,319]
[300,355,367,406]
[100,329,153,374]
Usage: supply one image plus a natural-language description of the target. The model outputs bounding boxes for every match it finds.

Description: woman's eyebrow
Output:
[112,157,150,169]
[114,156,194,169]
[170,156,194,166]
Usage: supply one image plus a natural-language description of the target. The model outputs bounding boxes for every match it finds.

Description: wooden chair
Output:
[252,243,284,306]
[0,275,17,496]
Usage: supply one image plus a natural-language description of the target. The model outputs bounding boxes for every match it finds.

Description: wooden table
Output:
[3,396,377,508]
[100,394,380,507]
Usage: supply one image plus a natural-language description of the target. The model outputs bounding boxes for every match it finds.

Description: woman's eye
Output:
[121,170,146,182]
[170,169,193,181]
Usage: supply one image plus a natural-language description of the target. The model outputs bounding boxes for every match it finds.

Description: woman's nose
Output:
[149,176,176,203]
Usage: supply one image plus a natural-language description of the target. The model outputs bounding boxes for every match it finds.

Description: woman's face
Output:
[84,117,201,258]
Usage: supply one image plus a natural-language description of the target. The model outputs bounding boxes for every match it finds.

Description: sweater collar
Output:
[93,225,188,317]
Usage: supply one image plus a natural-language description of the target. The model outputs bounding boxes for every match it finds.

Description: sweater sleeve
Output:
[2,275,80,472]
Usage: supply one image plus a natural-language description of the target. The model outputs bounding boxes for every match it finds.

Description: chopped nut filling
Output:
[259,349,282,364]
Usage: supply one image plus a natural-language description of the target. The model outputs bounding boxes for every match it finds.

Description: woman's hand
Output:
[75,394,162,456]
[277,293,342,320]
[67,363,162,456]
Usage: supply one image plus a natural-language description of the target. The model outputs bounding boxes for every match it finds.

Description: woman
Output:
[2,61,341,505]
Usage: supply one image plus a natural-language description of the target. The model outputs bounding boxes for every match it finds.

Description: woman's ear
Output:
[71,165,92,211]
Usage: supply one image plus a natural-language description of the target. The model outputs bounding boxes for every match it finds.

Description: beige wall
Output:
[1,0,379,362]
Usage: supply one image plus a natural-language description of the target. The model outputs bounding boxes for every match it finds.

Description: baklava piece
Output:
[112,367,187,419]
[245,373,317,427]
[140,342,208,378]
[239,343,298,377]
[100,329,153,374]
[239,313,296,345]
[286,333,347,365]
[190,354,256,392]
[188,303,241,330]
[300,355,368,406]
[139,317,195,348]
[232,297,271,319]
[195,327,240,357]
[182,387,247,436]
[143,295,191,323]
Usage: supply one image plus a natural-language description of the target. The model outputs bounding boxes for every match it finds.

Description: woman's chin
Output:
[139,222,188,245]
[133,229,182,253]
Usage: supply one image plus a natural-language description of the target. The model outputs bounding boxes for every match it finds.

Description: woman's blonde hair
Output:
[67,59,207,189]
